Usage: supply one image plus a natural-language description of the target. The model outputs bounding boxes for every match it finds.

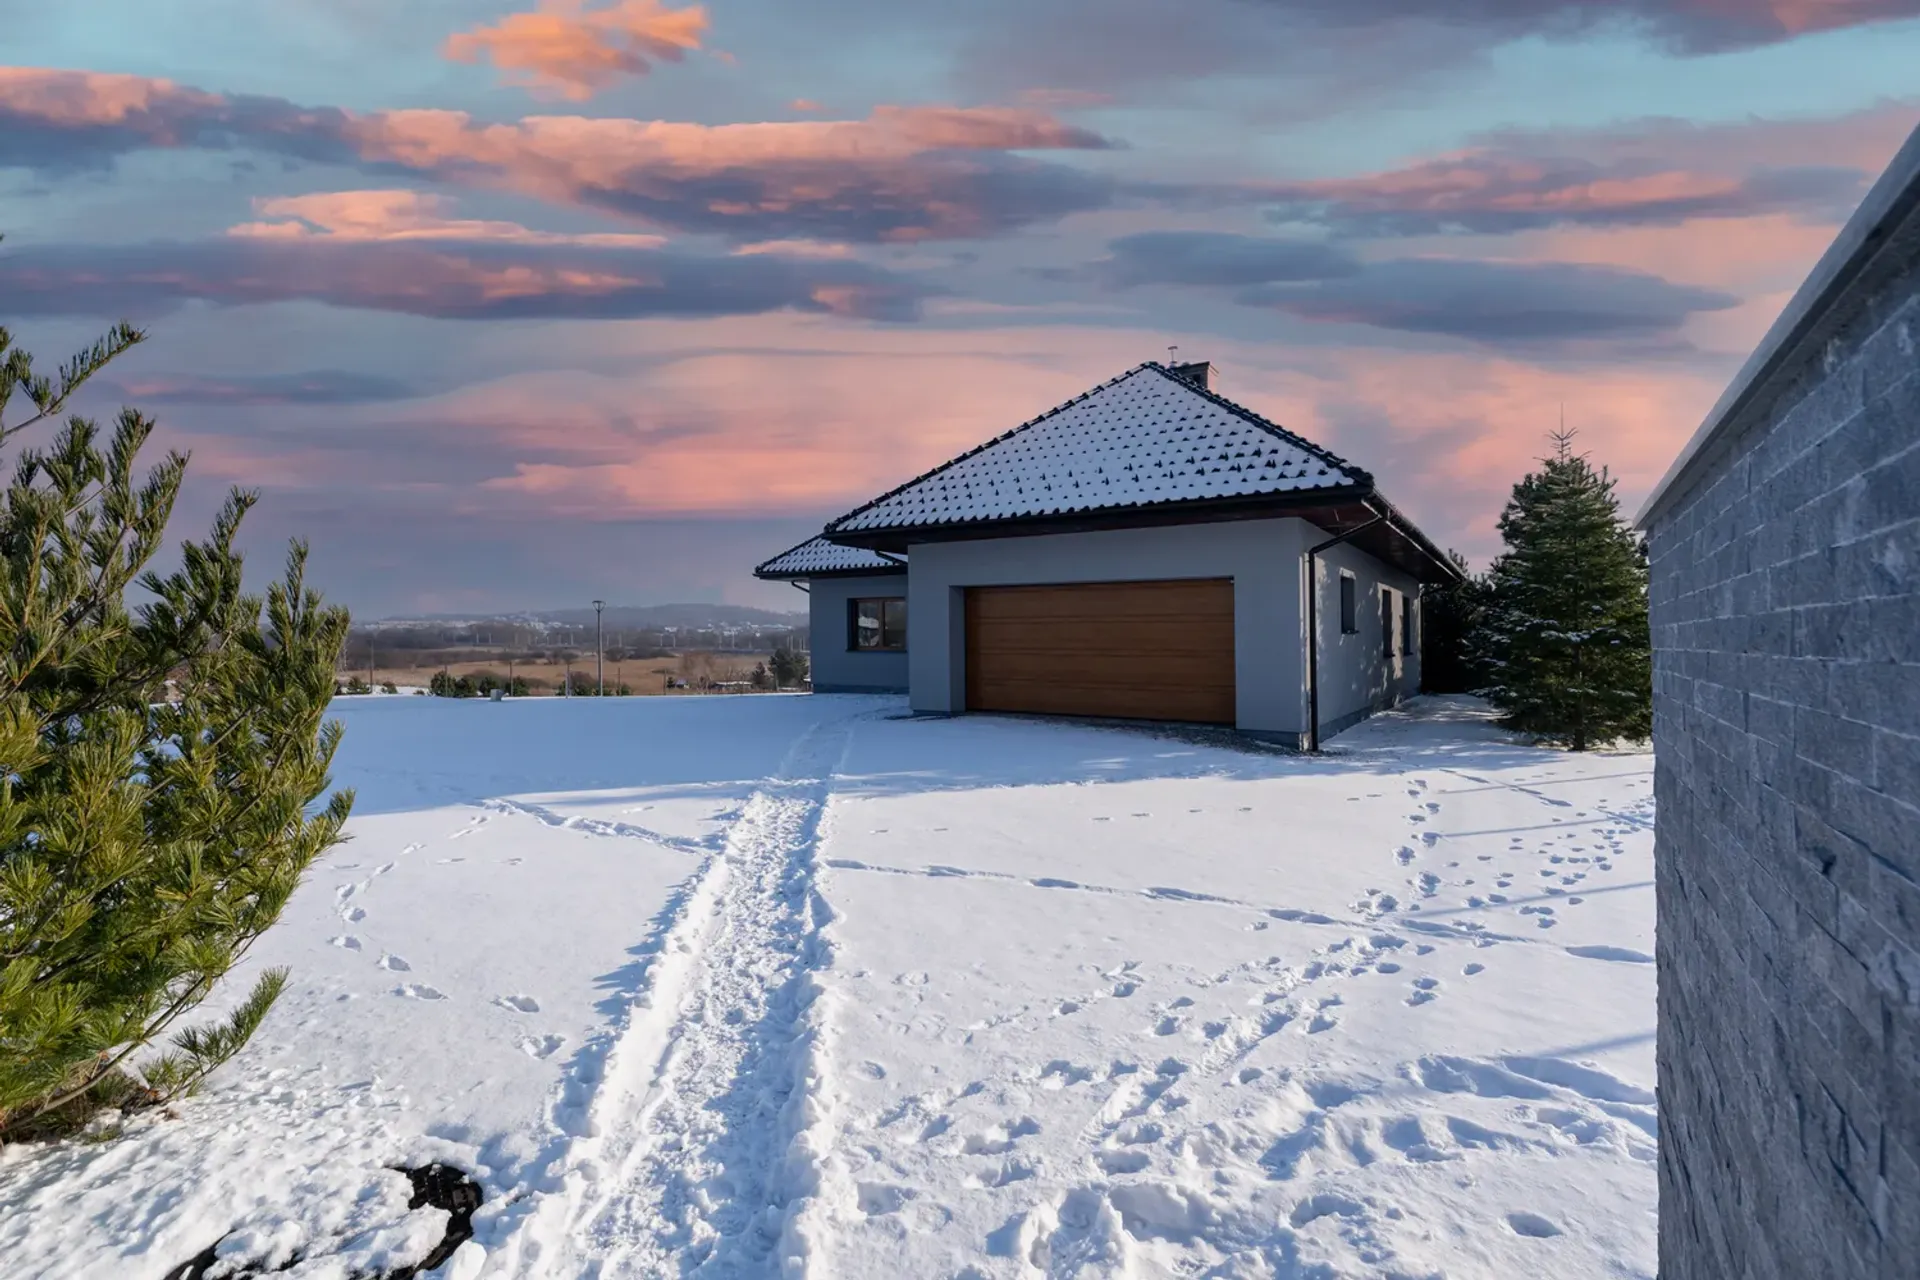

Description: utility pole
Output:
[593,600,605,696]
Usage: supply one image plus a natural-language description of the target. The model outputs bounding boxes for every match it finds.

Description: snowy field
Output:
[0,694,1657,1279]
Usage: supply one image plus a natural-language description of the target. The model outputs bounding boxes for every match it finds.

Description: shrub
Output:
[0,316,352,1139]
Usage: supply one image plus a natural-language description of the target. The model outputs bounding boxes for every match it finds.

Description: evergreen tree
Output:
[1478,430,1650,749]
[1419,549,1492,694]
[0,313,352,1140]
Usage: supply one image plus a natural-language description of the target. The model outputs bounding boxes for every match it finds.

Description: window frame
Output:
[1338,572,1358,635]
[1381,588,1396,658]
[1401,593,1414,657]
[849,596,907,653]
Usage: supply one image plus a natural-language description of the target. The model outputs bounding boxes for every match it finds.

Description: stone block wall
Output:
[1646,231,1919,1276]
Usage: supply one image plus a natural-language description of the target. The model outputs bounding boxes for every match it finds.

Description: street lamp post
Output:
[593,600,605,696]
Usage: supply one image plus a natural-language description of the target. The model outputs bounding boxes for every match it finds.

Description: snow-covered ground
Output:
[0,694,1656,1279]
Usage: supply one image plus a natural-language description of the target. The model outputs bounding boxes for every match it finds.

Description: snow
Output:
[0,693,1655,1279]
[755,536,904,579]
[827,364,1363,534]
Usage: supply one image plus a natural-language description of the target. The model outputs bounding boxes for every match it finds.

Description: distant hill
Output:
[368,602,805,631]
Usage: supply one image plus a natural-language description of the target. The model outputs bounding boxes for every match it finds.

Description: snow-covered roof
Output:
[826,363,1370,537]
[754,535,904,580]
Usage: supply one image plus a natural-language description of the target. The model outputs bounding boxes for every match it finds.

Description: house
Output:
[1634,121,1920,1278]
[757,360,1461,747]
[754,536,909,693]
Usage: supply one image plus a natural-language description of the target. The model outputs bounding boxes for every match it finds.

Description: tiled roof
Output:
[827,363,1369,536]
[754,535,904,579]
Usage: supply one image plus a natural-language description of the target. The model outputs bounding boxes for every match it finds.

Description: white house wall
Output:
[806,572,910,693]
[1308,538,1422,741]
[906,519,1313,739]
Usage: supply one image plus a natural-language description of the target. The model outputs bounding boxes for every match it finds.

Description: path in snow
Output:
[509,711,861,1278]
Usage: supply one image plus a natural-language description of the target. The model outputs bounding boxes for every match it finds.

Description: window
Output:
[1382,588,1396,658]
[1401,595,1414,657]
[1339,573,1358,634]
[851,597,906,651]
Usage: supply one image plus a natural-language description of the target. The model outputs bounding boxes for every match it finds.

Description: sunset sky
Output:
[3,1,1917,616]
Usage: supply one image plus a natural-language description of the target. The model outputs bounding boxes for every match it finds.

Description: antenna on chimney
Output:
[1166,344,1178,365]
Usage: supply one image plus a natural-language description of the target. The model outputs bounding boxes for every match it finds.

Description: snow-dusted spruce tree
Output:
[0,312,354,1142]
[1477,429,1651,750]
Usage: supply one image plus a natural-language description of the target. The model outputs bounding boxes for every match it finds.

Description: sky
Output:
[2,1,1917,617]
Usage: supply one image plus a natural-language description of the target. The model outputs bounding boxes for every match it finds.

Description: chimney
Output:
[1169,360,1215,393]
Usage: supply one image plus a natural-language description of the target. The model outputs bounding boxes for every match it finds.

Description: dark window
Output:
[1382,589,1395,658]
[851,597,907,651]
[1339,573,1358,634]
[1401,595,1413,657]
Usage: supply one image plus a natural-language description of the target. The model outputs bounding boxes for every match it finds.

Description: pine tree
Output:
[1478,429,1650,750]
[0,309,353,1140]
[1419,549,1492,694]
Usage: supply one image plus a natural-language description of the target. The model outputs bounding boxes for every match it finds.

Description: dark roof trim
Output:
[751,533,909,581]
[1362,492,1466,585]
[821,361,1374,538]
[1636,117,1920,529]
[827,484,1463,585]
[753,564,910,582]
[826,483,1373,548]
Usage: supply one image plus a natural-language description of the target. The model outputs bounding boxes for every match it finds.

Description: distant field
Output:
[337,648,791,695]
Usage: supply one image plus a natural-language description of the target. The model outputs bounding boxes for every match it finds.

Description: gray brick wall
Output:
[1646,234,1920,1278]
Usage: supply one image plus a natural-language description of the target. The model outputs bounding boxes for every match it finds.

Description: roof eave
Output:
[752,564,910,582]
[823,484,1377,551]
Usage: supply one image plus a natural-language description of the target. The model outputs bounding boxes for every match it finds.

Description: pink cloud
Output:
[228,189,669,247]
[312,316,1722,565]
[444,0,709,101]
[1258,102,1917,236]
[0,69,1116,241]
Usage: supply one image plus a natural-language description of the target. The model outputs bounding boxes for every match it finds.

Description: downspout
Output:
[789,581,810,594]
[1304,508,1387,753]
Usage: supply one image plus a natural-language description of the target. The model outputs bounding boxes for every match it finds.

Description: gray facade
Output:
[1637,122,1920,1280]
[906,519,1420,745]
[805,571,909,693]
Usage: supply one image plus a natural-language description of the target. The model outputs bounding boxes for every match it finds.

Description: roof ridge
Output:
[822,361,1162,536]
[1143,362,1374,488]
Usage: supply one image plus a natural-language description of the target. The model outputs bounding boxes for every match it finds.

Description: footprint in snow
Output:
[493,994,541,1012]
[329,935,362,950]
[341,907,367,923]
[1507,1211,1562,1238]
[378,953,411,972]
[518,1034,565,1059]
[394,983,445,1000]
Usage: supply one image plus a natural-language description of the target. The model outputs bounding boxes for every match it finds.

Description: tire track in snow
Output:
[509,712,860,1279]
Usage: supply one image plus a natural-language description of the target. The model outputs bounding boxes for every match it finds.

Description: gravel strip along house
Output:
[759,360,1460,745]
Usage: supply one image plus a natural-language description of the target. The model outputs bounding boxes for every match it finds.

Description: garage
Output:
[964,578,1235,724]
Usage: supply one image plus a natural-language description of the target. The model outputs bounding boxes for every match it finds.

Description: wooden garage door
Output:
[965,579,1235,725]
